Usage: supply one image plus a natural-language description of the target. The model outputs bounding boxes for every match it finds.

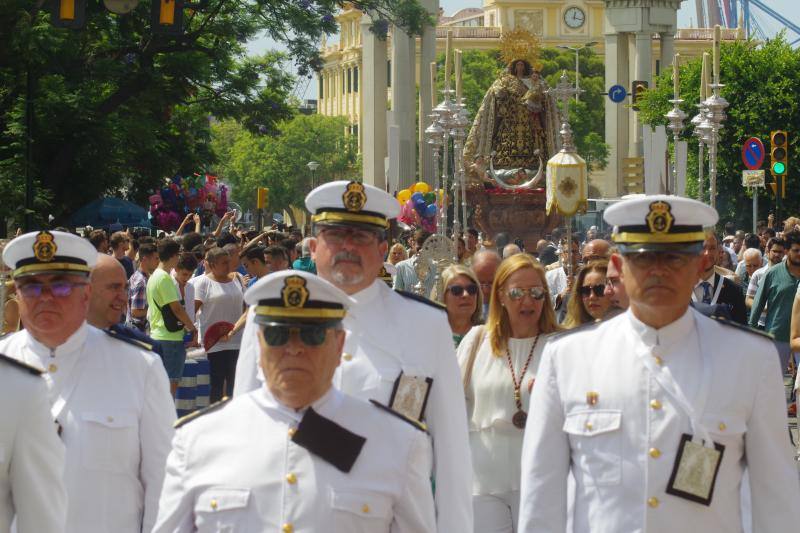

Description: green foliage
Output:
[210,114,359,214]
[636,36,800,227]
[437,47,608,171]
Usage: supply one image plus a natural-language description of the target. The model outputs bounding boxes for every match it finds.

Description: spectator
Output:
[241,246,269,287]
[127,238,140,269]
[264,245,290,273]
[281,238,299,265]
[88,229,108,253]
[223,242,247,277]
[394,230,435,294]
[147,238,197,396]
[563,260,612,328]
[746,237,786,319]
[502,243,521,259]
[438,264,483,348]
[457,237,469,264]
[545,238,580,306]
[194,247,246,402]
[749,230,800,370]
[464,228,479,263]
[110,231,134,279]
[172,253,199,328]
[292,237,317,273]
[493,232,510,255]
[694,233,747,324]
[181,231,204,255]
[471,249,502,320]
[604,252,629,310]
[127,243,159,332]
[387,242,408,265]
[739,248,763,297]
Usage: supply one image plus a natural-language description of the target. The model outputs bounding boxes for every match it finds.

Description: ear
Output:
[309,237,318,260]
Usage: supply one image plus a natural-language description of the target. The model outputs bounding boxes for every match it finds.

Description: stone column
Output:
[361,14,389,189]
[418,0,438,185]
[660,31,675,74]
[390,26,417,192]
[603,31,630,197]
[633,31,652,157]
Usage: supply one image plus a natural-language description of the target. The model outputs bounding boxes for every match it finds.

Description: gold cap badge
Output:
[281,276,310,309]
[32,231,57,262]
[645,201,674,235]
[342,181,367,213]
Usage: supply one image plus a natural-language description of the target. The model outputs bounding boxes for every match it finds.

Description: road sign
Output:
[608,84,627,103]
[741,137,765,170]
[742,169,765,187]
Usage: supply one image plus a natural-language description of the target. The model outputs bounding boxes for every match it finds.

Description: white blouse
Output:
[457,326,548,495]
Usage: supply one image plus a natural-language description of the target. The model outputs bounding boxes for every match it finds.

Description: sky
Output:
[247,0,797,100]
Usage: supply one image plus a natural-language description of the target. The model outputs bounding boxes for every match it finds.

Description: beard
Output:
[330,251,365,286]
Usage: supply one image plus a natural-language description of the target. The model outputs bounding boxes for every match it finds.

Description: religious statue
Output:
[463,30,560,189]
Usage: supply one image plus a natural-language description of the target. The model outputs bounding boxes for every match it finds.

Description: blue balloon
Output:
[411,192,424,202]
[424,204,437,218]
[414,198,426,211]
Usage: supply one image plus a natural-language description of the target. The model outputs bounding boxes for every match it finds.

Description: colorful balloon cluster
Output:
[397,182,439,233]
[148,173,229,231]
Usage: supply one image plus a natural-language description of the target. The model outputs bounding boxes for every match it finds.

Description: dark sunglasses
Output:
[17,281,88,299]
[447,284,478,297]
[262,325,330,347]
[579,284,606,298]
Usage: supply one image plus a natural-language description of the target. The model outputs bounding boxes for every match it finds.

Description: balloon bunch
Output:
[148,173,229,231]
[397,182,439,233]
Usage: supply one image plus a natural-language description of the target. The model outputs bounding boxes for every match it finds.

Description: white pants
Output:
[473,490,519,533]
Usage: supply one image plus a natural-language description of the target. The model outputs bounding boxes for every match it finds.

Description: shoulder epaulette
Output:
[104,328,154,352]
[394,290,446,312]
[174,397,231,428]
[0,353,43,376]
[710,316,775,340]
[369,399,428,433]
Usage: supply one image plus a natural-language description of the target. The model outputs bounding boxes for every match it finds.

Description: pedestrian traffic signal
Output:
[151,0,183,35]
[631,80,648,111]
[770,130,788,176]
[50,0,86,29]
[257,187,269,210]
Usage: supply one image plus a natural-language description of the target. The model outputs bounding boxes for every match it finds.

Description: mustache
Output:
[643,277,668,289]
[332,251,362,266]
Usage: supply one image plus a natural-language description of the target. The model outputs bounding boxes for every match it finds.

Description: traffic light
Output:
[257,187,269,210]
[50,0,86,29]
[770,130,788,177]
[151,0,184,35]
[631,80,648,111]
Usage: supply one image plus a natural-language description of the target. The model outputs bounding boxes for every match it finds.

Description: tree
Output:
[0,0,431,230]
[636,35,800,227]
[211,114,359,218]
[436,47,609,172]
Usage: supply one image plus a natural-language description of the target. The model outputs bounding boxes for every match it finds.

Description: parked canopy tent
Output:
[70,197,151,229]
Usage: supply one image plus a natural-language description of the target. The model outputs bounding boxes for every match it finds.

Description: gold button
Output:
[342,353,353,361]
[210,499,218,510]
[282,523,293,533]
[647,497,659,508]
[285,472,297,484]
[650,399,662,410]
[649,447,661,459]
[585,421,593,430]
[718,422,727,431]
[653,355,663,366]
[288,427,297,438]
[106,416,114,423]
[362,504,370,514]
[48,363,57,373]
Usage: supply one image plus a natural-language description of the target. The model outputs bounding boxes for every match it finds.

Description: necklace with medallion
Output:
[505,334,539,429]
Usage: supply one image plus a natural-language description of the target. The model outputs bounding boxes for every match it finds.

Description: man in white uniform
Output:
[0,230,176,533]
[154,270,436,532]
[519,196,800,532]
[234,181,472,532]
[0,354,66,533]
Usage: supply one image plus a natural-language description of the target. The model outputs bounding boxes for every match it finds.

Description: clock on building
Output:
[564,6,586,29]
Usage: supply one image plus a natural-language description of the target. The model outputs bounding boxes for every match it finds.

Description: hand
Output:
[192,213,200,223]
[242,274,252,286]
[222,211,234,221]
[184,213,194,222]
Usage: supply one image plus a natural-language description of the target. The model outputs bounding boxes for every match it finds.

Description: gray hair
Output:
[743,247,762,262]
[301,237,313,257]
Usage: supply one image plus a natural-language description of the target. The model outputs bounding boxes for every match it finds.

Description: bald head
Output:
[582,239,611,262]
[502,243,521,259]
[88,253,128,328]
[472,249,502,301]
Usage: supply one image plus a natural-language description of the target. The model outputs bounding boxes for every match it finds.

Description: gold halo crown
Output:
[500,28,542,71]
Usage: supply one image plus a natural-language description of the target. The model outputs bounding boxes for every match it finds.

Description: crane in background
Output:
[694,0,800,45]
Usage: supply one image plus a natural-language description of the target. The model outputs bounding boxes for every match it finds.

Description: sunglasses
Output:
[318,227,381,246]
[262,325,330,347]
[579,284,606,298]
[16,281,88,299]
[447,284,478,297]
[507,287,545,301]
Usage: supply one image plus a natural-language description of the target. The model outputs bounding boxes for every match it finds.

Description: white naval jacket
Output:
[518,308,800,533]
[234,280,473,533]
[152,387,436,533]
[0,358,66,533]
[0,323,176,533]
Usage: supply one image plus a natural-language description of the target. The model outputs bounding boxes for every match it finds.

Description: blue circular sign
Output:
[608,84,627,103]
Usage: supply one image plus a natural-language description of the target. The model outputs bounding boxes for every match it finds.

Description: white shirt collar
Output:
[348,279,383,309]
[24,321,89,359]
[695,270,715,288]
[626,307,695,351]
[257,384,342,422]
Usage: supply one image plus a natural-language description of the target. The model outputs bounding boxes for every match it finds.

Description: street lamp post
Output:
[306,161,320,190]
[556,41,598,103]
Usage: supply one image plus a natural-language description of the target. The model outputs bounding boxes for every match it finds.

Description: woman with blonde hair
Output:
[562,259,612,329]
[438,264,483,348]
[387,242,407,265]
[456,253,559,532]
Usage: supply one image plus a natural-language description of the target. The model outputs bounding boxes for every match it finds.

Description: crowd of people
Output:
[0,182,798,532]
